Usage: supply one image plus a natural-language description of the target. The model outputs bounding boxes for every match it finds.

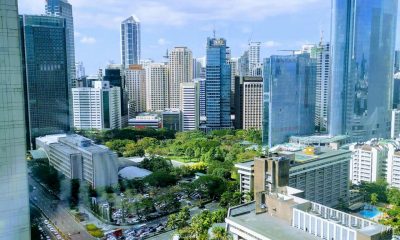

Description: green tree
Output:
[220,191,241,208]
[193,175,227,200]
[69,179,80,209]
[143,171,177,187]
[191,210,213,237]
[167,207,190,229]
[211,226,231,240]
[370,193,378,206]
[211,208,228,223]
[139,156,173,172]
[387,188,400,206]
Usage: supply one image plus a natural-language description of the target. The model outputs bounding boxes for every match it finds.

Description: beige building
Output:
[168,47,193,108]
[145,63,169,111]
[243,77,263,130]
[125,65,146,117]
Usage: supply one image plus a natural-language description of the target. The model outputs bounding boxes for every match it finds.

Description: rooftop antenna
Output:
[213,24,216,38]
[320,30,324,45]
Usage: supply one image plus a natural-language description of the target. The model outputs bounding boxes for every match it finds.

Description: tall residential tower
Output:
[169,47,193,108]
[121,16,141,66]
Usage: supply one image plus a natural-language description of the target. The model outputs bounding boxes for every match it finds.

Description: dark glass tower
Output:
[20,15,70,148]
[329,0,398,141]
[205,37,231,131]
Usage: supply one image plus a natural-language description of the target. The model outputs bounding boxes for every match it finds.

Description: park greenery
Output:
[86,224,104,238]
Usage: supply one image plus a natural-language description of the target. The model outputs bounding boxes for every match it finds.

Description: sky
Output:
[17,0,344,74]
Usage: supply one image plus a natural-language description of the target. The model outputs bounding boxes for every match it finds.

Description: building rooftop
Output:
[59,134,111,154]
[235,161,255,170]
[289,135,350,144]
[50,142,81,155]
[118,166,152,180]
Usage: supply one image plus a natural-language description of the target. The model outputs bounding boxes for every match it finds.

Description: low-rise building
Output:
[289,135,350,150]
[235,161,254,195]
[128,114,160,129]
[161,109,182,131]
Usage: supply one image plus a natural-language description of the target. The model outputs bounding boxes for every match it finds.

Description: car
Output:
[56,235,62,240]
[33,186,37,190]
[43,220,49,224]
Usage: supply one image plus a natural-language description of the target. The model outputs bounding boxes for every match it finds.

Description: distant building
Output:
[393,75,400,109]
[193,57,206,79]
[242,77,263,130]
[387,144,400,189]
[20,14,70,148]
[145,63,169,111]
[238,50,249,77]
[75,61,85,79]
[315,42,330,132]
[72,81,121,130]
[193,78,206,120]
[391,108,400,138]
[248,42,261,77]
[128,114,160,129]
[205,37,231,131]
[263,54,316,147]
[121,15,141,66]
[161,109,181,131]
[36,134,119,188]
[235,161,254,195]
[181,82,199,131]
[289,135,350,150]
[395,50,400,73]
[125,65,146,117]
[169,47,193,108]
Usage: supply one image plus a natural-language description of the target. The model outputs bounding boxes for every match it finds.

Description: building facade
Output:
[180,82,199,131]
[125,65,146,118]
[168,47,193,108]
[391,108,400,138]
[205,37,231,131]
[121,15,141,66]
[315,42,330,132]
[248,42,261,77]
[72,81,121,130]
[0,1,30,238]
[161,109,182,131]
[329,0,398,141]
[145,63,169,111]
[243,77,263,130]
[20,14,70,148]
[263,54,316,147]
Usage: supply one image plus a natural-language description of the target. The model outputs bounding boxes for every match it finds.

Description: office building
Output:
[0,1,30,238]
[289,135,350,150]
[349,141,388,184]
[248,42,261,76]
[125,65,146,118]
[180,82,199,131]
[20,15,70,148]
[161,109,181,131]
[145,63,169,111]
[36,134,119,188]
[315,42,330,132]
[128,114,160,129]
[228,57,239,93]
[169,47,193,108]
[75,61,85,79]
[393,75,400,109]
[329,1,398,141]
[391,108,400,138]
[72,81,121,130]
[243,77,263,130]
[193,57,206,79]
[226,186,392,240]
[239,50,249,77]
[121,15,141,66]
[205,37,231,131]
[193,78,206,120]
[263,54,316,147]
[395,50,400,73]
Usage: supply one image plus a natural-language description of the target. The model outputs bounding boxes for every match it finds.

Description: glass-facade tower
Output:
[121,16,141,66]
[0,0,30,238]
[20,15,70,148]
[329,0,398,141]
[205,37,232,131]
[263,54,316,147]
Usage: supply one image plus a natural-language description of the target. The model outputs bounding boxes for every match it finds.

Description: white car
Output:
[43,220,49,224]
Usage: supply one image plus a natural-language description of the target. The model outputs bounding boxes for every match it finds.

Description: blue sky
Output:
[18,0,339,74]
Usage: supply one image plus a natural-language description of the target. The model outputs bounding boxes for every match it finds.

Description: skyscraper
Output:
[329,0,398,141]
[238,50,249,77]
[263,54,316,147]
[193,57,206,79]
[205,37,232,131]
[125,65,146,117]
[169,47,193,108]
[181,82,200,131]
[121,16,141,66]
[0,0,30,238]
[243,77,263,130]
[193,78,206,120]
[20,15,70,148]
[75,61,85,79]
[145,63,169,111]
[315,42,330,132]
[248,42,261,76]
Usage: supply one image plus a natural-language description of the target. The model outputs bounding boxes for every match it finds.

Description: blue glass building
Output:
[205,38,232,131]
[121,16,141,66]
[20,15,70,148]
[263,54,316,147]
[329,0,398,141]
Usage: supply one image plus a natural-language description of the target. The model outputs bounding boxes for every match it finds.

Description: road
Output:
[29,175,95,240]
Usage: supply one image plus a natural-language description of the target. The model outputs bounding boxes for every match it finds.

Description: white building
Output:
[315,42,330,132]
[228,57,239,93]
[243,77,263,130]
[180,82,199,131]
[121,15,140,66]
[349,141,388,184]
[193,57,206,79]
[128,114,160,129]
[145,63,169,111]
[125,64,146,117]
[248,42,261,76]
[72,81,121,130]
[387,143,400,188]
[391,108,400,138]
[36,134,119,188]
[169,47,193,108]
[75,61,85,79]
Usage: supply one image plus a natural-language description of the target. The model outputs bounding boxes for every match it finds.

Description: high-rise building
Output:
[391,108,400,138]
[121,16,141,66]
[395,50,400,73]
[205,37,231,131]
[393,75,400,109]
[234,76,244,129]
[125,65,146,118]
[168,47,193,108]
[248,42,261,76]
[263,54,316,147]
[315,42,330,132]
[72,81,121,130]
[145,63,169,111]
[243,77,263,130]
[193,57,206,79]
[329,0,398,141]
[75,61,85,79]
[0,1,30,238]
[193,78,206,120]
[228,57,239,93]
[20,15,70,148]
[181,82,199,131]
[238,50,249,77]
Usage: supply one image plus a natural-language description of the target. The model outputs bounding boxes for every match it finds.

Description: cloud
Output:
[264,41,282,48]
[157,38,168,46]
[80,36,96,44]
